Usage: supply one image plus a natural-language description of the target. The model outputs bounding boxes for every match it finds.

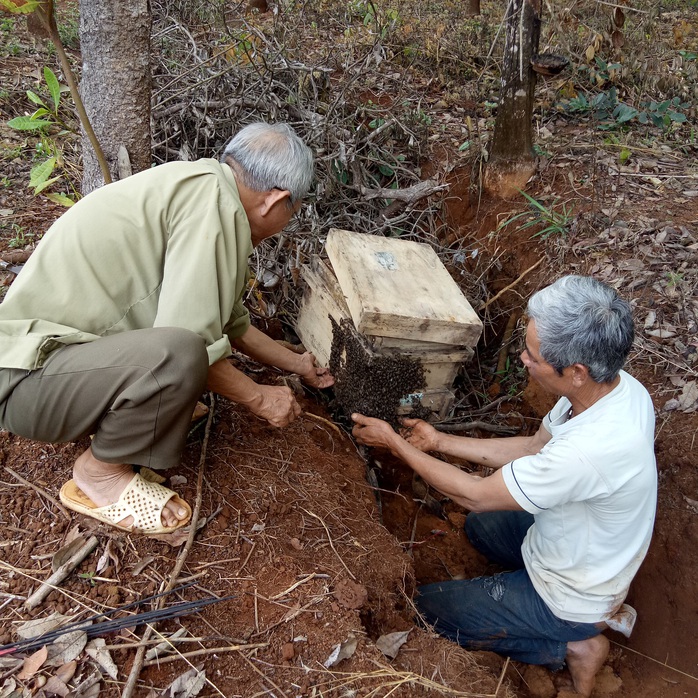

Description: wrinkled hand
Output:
[401,418,439,452]
[351,413,398,451]
[297,352,335,389]
[248,385,301,427]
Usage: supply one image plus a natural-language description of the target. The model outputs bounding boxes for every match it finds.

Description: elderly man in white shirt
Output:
[352,275,657,697]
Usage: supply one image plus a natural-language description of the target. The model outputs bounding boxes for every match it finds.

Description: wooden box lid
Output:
[325,228,483,346]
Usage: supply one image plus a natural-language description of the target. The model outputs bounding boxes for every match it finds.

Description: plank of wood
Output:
[325,229,483,346]
[295,258,352,368]
[396,389,455,420]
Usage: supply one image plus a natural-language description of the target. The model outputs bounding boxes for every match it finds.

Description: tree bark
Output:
[79,0,152,194]
[484,0,541,199]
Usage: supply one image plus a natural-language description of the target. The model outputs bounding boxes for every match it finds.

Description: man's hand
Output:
[351,413,398,451]
[246,384,301,427]
[296,351,335,389]
[401,418,440,453]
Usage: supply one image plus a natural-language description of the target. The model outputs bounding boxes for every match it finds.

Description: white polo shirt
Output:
[502,371,657,623]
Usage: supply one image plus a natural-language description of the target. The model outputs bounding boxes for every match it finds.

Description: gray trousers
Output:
[0,328,209,470]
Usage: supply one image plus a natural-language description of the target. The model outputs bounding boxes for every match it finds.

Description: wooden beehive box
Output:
[295,230,483,418]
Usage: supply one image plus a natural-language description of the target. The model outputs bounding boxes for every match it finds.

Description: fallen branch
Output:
[479,258,544,310]
[357,178,448,202]
[121,395,216,698]
[24,536,99,611]
[437,421,520,435]
[142,642,269,667]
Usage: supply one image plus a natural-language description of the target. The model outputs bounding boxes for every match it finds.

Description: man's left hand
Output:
[297,352,335,389]
[351,413,397,451]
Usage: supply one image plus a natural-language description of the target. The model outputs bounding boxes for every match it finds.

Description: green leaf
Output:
[667,111,687,123]
[0,0,42,14]
[45,192,75,207]
[613,103,638,123]
[26,90,46,107]
[33,175,60,194]
[43,67,61,112]
[31,107,50,119]
[7,116,52,130]
[378,163,394,177]
[458,140,471,151]
[29,157,56,189]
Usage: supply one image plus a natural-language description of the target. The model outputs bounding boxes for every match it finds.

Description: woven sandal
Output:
[59,472,191,535]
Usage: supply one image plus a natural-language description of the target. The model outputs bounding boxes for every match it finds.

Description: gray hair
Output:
[220,122,314,204]
[527,275,634,383]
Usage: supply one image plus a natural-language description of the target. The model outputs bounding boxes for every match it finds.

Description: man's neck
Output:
[568,374,621,418]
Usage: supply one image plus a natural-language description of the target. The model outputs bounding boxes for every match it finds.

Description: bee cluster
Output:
[329,317,429,428]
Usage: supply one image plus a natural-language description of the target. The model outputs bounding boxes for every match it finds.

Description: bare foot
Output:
[73,447,188,529]
[565,634,610,697]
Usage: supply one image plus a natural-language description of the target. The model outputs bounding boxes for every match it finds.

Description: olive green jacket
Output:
[0,159,252,370]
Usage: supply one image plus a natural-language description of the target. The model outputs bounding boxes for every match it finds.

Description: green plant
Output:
[638,97,689,129]
[57,5,80,49]
[7,224,34,249]
[666,271,684,288]
[563,87,690,132]
[499,191,574,240]
[7,66,76,206]
[78,571,97,586]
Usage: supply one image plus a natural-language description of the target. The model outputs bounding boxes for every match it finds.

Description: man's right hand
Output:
[247,384,301,427]
[401,418,440,452]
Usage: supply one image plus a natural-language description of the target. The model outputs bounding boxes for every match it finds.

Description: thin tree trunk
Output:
[484,0,541,199]
[79,0,152,194]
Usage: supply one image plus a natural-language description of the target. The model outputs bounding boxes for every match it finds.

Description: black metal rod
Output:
[0,592,234,656]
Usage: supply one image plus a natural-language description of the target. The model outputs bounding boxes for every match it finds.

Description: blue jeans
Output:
[415,511,601,669]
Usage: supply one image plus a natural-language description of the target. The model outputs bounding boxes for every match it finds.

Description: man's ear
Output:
[570,363,589,387]
[260,188,292,217]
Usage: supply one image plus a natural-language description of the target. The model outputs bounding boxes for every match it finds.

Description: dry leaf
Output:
[324,633,358,667]
[96,539,121,574]
[46,631,87,667]
[17,646,48,680]
[52,536,86,573]
[375,629,411,659]
[646,328,676,339]
[85,639,118,679]
[16,613,73,641]
[165,668,206,698]
[64,525,83,546]
[149,527,191,546]
[71,670,101,698]
[42,675,70,697]
[0,678,18,698]
[145,628,189,661]
[676,381,698,412]
[54,660,77,684]
[170,475,187,486]
[585,44,595,62]
[131,555,156,575]
[683,496,698,514]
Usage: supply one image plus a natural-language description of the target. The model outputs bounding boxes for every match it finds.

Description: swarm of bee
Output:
[329,318,428,428]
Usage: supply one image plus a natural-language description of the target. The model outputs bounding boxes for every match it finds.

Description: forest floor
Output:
[0,2,697,698]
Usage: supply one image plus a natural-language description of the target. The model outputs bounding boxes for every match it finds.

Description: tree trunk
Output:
[79,0,152,194]
[484,0,541,199]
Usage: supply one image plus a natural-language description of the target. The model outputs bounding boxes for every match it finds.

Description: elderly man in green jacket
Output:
[0,122,332,535]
